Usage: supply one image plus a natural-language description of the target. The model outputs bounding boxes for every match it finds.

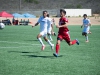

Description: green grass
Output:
[0,25,100,75]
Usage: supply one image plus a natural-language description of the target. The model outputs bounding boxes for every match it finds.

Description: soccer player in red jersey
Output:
[53,9,79,57]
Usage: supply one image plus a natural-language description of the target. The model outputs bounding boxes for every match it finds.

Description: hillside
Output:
[0,0,100,13]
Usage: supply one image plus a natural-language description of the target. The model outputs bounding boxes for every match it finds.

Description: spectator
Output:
[12,17,15,25]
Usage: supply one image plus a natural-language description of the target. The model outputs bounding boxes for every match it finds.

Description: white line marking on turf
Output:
[0,41,49,49]
[0,45,42,49]
[0,41,40,45]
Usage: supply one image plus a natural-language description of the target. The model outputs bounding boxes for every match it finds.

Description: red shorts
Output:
[57,32,71,43]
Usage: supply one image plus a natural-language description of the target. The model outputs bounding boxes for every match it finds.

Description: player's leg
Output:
[86,27,89,42]
[52,32,56,36]
[82,32,89,42]
[82,32,85,36]
[64,32,79,45]
[43,34,54,50]
[37,32,45,50]
[88,26,91,34]
[84,33,89,42]
[53,39,61,57]
[53,34,62,57]
[69,39,79,45]
[47,31,53,41]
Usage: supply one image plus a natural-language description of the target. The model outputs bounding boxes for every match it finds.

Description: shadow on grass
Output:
[25,40,38,41]
[8,51,39,54]
[22,55,63,59]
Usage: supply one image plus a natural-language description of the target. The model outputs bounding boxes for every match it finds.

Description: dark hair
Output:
[60,9,66,15]
[83,14,87,17]
[43,11,47,14]
[47,14,49,17]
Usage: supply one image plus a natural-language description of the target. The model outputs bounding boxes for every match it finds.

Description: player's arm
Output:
[32,22,39,27]
[51,24,54,34]
[56,22,68,28]
[87,19,91,26]
[89,21,91,26]
[32,17,41,27]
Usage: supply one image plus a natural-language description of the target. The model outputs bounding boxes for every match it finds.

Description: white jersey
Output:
[38,16,49,32]
[82,18,90,33]
[47,18,53,31]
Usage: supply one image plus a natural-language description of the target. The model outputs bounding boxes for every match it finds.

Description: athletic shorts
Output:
[57,32,71,43]
[82,32,87,35]
[82,27,89,34]
[40,31,47,37]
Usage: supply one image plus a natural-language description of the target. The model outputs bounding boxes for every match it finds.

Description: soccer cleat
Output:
[86,40,89,42]
[51,44,54,50]
[76,39,79,45]
[41,45,45,51]
[53,53,58,57]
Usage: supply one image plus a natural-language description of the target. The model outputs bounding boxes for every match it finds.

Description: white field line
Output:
[0,41,40,45]
[0,41,49,49]
[0,46,39,48]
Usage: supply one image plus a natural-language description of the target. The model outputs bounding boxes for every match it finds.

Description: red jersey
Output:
[59,17,69,33]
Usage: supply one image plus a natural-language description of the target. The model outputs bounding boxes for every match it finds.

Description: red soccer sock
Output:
[56,44,60,54]
[71,40,77,45]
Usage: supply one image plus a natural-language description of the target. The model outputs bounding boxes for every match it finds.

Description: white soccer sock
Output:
[86,36,88,41]
[48,35,53,41]
[47,40,53,46]
[38,38,44,46]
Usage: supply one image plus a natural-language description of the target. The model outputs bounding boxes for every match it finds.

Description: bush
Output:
[76,4,82,8]
[63,4,74,8]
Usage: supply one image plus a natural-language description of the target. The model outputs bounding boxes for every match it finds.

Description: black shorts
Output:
[82,32,87,35]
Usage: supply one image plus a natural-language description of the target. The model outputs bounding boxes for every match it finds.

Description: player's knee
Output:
[57,37,62,41]
[44,37,48,41]
[37,36,39,39]
[37,34,42,39]
[56,40,60,45]
[68,42,72,46]
[56,42,60,45]
[47,33,50,35]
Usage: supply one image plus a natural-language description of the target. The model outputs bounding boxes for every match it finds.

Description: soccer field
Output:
[0,25,100,75]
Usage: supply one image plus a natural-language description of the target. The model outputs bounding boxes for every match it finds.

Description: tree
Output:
[76,4,82,8]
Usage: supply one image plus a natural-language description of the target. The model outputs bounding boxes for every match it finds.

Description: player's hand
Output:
[56,25,60,28]
[81,26,83,28]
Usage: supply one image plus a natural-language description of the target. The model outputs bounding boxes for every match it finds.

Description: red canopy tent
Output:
[0,11,13,17]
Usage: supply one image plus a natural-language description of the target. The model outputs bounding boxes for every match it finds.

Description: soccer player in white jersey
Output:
[81,14,91,42]
[32,11,54,50]
[47,14,53,41]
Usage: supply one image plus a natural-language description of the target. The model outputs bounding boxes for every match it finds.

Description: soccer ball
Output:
[0,23,5,29]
